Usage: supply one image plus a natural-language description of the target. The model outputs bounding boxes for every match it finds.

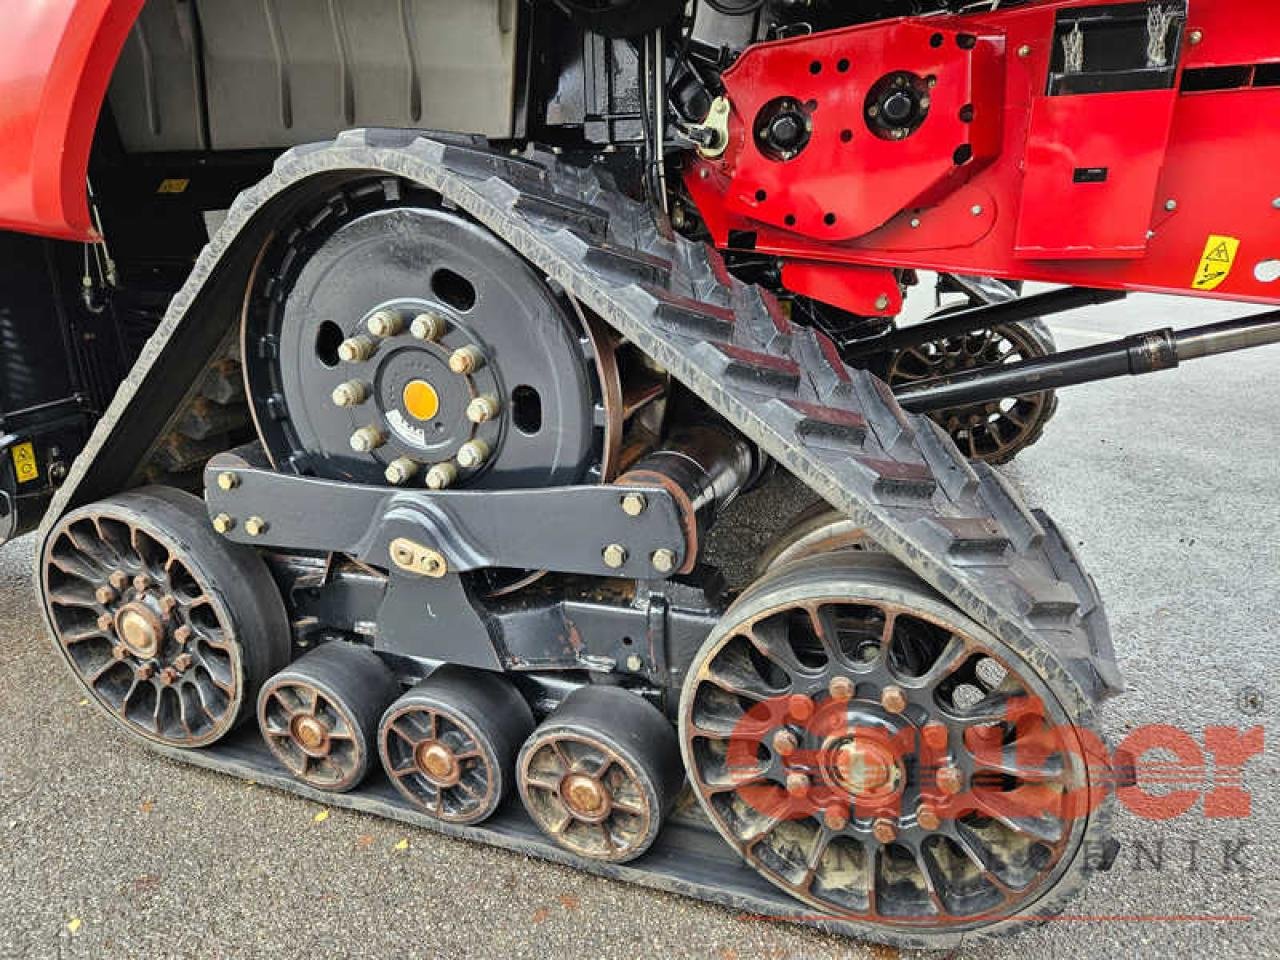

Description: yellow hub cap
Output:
[402,379,440,421]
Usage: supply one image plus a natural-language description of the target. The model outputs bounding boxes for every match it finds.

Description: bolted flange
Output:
[448,345,485,375]
[384,457,420,486]
[337,335,376,363]
[350,425,386,453]
[465,394,500,424]
[425,462,457,490]
[456,439,490,469]
[331,380,369,408]
[410,311,447,341]
[366,309,403,338]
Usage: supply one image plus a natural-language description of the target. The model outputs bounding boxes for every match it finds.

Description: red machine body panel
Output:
[687,0,1280,308]
[0,0,143,241]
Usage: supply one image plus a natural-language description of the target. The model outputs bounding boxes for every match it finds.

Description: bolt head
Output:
[909,217,922,229]
[937,765,964,795]
[874,293,891,312]
[880,685,907,714]
[212,513,234,534]
[132,574,151,593]
[602,543,628,569]
[410,312,447,341]
[98,613,115,632]
[787,694,815,724]
[216,471,240,491]
[1165,199,1178,212]
[173,625,193,646]
[772,729,798,756]
[1017,43,1032,58]
[1273,197,1280,210]
[625,654,643,672]
[823,806,849,831]
[135,664,154,682]
[244,516,268,537]
[109,570,129,591]
[159,667,179,686]
[916,804,941,831]
[921,722,949,752]
[173,653,194,673]
[971,204,984,217]
[111,643,129,661]
[872,818,898,845]
[828,675,854,700]
[94,585,116,605]
[786,771,810,795]
[619,493,647,517]
[456,439,490,470]
[159,595,178,617]
[650,548,677,574]
[425,462,457,490]
[1189,28,1203,45]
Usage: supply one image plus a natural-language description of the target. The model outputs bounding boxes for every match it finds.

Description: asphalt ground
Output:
[0,291,1276,959]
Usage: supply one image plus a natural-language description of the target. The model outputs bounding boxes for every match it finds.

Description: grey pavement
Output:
[0,291,1276,959]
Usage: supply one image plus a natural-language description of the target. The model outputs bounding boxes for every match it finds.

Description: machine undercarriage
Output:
[13,0,1280,947]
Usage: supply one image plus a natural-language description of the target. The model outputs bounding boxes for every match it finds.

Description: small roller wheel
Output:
[379,666,534,824]
[258,642,400,792]
[517,686,683,863]
[41,487,290,748]
[756,501,884,578]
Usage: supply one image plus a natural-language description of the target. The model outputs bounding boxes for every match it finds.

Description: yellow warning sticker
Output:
[11,442,38,484]
[1192,234,1239,291]
[156,178,190,195]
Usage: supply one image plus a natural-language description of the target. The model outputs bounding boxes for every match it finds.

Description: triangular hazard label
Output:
[1206,241,1233,263]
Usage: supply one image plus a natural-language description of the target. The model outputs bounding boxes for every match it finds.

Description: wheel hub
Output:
[114,603,162,659]
[831,735,901,799]
[415,740,460,786]
[561,773,611,822]
[290,714,331,756]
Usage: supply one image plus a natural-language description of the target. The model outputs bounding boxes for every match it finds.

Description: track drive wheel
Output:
[379,666,535,824]
[518,686,683,863]
[885,318,1059,465]
[258,642,400,792]
[41,487,290,748]
[679,551,1111,942]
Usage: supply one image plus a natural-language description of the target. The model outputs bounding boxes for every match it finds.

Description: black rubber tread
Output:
[258,640,401,792]
[43,486,291,743]
[679,548,1115,944]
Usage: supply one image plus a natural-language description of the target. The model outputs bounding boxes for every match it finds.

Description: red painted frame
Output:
[687,0,1280,309]
[0,0,143,241]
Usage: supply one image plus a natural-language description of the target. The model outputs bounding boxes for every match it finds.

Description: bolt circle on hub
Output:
[41,487,290,748]
[679,551,1106,933]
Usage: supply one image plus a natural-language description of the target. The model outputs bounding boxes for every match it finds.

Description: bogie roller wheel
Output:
[258,642,400,792]
[518,686,683,863]
[379,666,534,824]
[41,487,290,748]
[884,317,1058,465]
[755,500,883,578]
[679,551,1111,943]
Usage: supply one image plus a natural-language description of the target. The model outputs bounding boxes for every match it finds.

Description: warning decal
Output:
[11,442,38,484]
[1192,234,1240,291]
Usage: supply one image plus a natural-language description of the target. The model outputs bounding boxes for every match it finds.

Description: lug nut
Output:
[465,394,500,424]
[212,513,235,534]
[349,426,386,453]
[111,643,129,661]
[109,570,130,591]
[602,543,628,569]
[216,471,240,491]
[619,493,647,516]
[828,676,854,700]
[331,380,369,408]
[786,772,810,795]
[337,335,376,363]
[159,667,179,686]
[133,574,152,593]
[937,765,964,796]
[95,585,116,605]
[650,549,677,574]
[456,439,490,469]
[135,664,154,682]
[366,309,403,338]
[173,653,194,673]
[173,625,193,646]
[425,462,457,490]
[921,722,949,752]
[244,516,268,537]
[384,457,419,485]
[872,818,898,845]
[410,312,447,341]
[824,806,850,831]
[159,595,178,618]
[448,345,485,375]
[772,730,798,756]
[916,804,941,832]
[880,685,907,714]
[97,613,115,632]
[787,694,815,724]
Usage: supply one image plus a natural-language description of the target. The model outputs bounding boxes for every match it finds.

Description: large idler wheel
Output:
[379,666,534,824]
[679,551,1110,939]
[41,487,290,748]
[518,686,683,863]
[257,642,400,792]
